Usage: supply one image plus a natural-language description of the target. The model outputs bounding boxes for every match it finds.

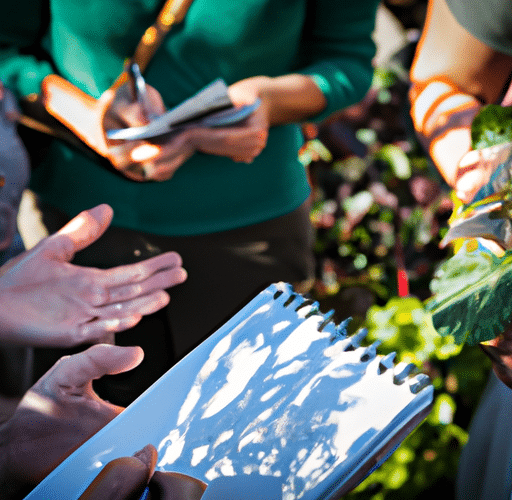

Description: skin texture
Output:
[0,344,144,498]
[409,0,512,202]
[0,203,187,346]
[76,446,207,500]
[77,444,158,500]
[103,74,326,182]
[147,471,207,500]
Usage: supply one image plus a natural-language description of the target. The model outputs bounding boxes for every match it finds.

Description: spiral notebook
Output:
[25,282,433,500]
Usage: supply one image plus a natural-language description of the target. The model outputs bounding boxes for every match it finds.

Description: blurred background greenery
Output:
[301,1,493,497]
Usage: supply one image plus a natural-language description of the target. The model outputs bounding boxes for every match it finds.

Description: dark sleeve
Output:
[0,0,53,97]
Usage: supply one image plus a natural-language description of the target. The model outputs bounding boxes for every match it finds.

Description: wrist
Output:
[229,74,326,126]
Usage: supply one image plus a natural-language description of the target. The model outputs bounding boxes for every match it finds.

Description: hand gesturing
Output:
[0,204,187,347]
[0,344,144,497]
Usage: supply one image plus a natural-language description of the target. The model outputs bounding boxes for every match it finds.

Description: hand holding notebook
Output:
[36,72,261,182]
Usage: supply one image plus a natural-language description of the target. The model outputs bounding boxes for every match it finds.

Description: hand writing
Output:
[102,82,195,182]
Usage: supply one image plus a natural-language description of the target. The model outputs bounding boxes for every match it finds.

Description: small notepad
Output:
[25,282,433,500]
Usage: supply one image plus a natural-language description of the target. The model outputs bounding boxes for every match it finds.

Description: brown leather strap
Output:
[134,0,195,74]
[17,0,195,140]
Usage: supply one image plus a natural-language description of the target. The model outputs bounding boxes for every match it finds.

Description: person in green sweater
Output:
[1,0,380,406]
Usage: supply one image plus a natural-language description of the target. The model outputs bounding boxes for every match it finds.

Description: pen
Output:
[126,60,158,120]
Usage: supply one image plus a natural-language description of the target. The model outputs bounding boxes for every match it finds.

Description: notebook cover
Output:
[24,282,433,500]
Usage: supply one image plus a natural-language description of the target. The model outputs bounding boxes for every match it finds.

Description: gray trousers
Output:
[456,371,512,500]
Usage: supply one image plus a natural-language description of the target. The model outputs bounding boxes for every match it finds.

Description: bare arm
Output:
[409,0,512,199]
[229,74,327,126]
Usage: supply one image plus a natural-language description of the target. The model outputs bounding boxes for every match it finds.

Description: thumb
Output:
[43,344,144,398]
[49,204,114,260]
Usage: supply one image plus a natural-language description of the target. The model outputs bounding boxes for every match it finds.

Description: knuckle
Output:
[87,284,110,306]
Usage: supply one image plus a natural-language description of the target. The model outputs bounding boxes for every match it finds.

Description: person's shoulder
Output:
[445,0,512,55]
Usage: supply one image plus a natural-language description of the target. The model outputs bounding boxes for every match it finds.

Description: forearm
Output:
[230,74,327,127]
[409,81,481,187]
[409,0,512,187]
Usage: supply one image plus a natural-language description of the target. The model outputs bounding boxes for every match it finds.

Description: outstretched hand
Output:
[0,344,144,498]
[0,204,187,346]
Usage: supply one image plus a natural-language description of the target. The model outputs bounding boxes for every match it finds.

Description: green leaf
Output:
[426,240,512,345]
[471,104,512,149]
[375,144,411,180]
[365,296,457,363]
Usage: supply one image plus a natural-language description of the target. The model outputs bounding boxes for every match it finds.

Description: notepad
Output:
[25,282,433,500]
[106,79,260,141]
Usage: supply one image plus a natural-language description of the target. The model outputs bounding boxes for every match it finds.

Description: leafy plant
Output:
[305,29,492,499]
[426,239,512,345]
[471,104,512,149]
[425,103,512,345]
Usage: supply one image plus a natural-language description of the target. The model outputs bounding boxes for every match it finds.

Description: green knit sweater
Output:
[0,0,379,235]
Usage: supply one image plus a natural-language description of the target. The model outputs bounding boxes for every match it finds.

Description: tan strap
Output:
[18,0,195,141]
[113,0,195,89]
[134,0,195,73]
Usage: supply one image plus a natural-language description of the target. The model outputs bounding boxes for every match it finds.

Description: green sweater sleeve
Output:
[0,1,54,98]
[297,0,380,122]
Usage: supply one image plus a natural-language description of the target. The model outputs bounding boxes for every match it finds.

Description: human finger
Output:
[91,289,171,320]
[64,315,144,347]
[45,205,114,261]
[106,266,187,303]
[455,168,488,203]
[480,342,512,389]
[145,150,195,181]
[108,83,166,126]
[78,458,150,500]
[139,131,196,181]
[108,139,192,182]
[188,124,267,161]
[106,141,161,182]
[148,471,207,500]
[44,344,144,397]
[88,251,185,288]
[78,444,158,500]
[24,314,143,348]
[455,144,512,202]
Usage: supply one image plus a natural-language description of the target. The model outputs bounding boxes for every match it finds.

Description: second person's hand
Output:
[0,204,187,347]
